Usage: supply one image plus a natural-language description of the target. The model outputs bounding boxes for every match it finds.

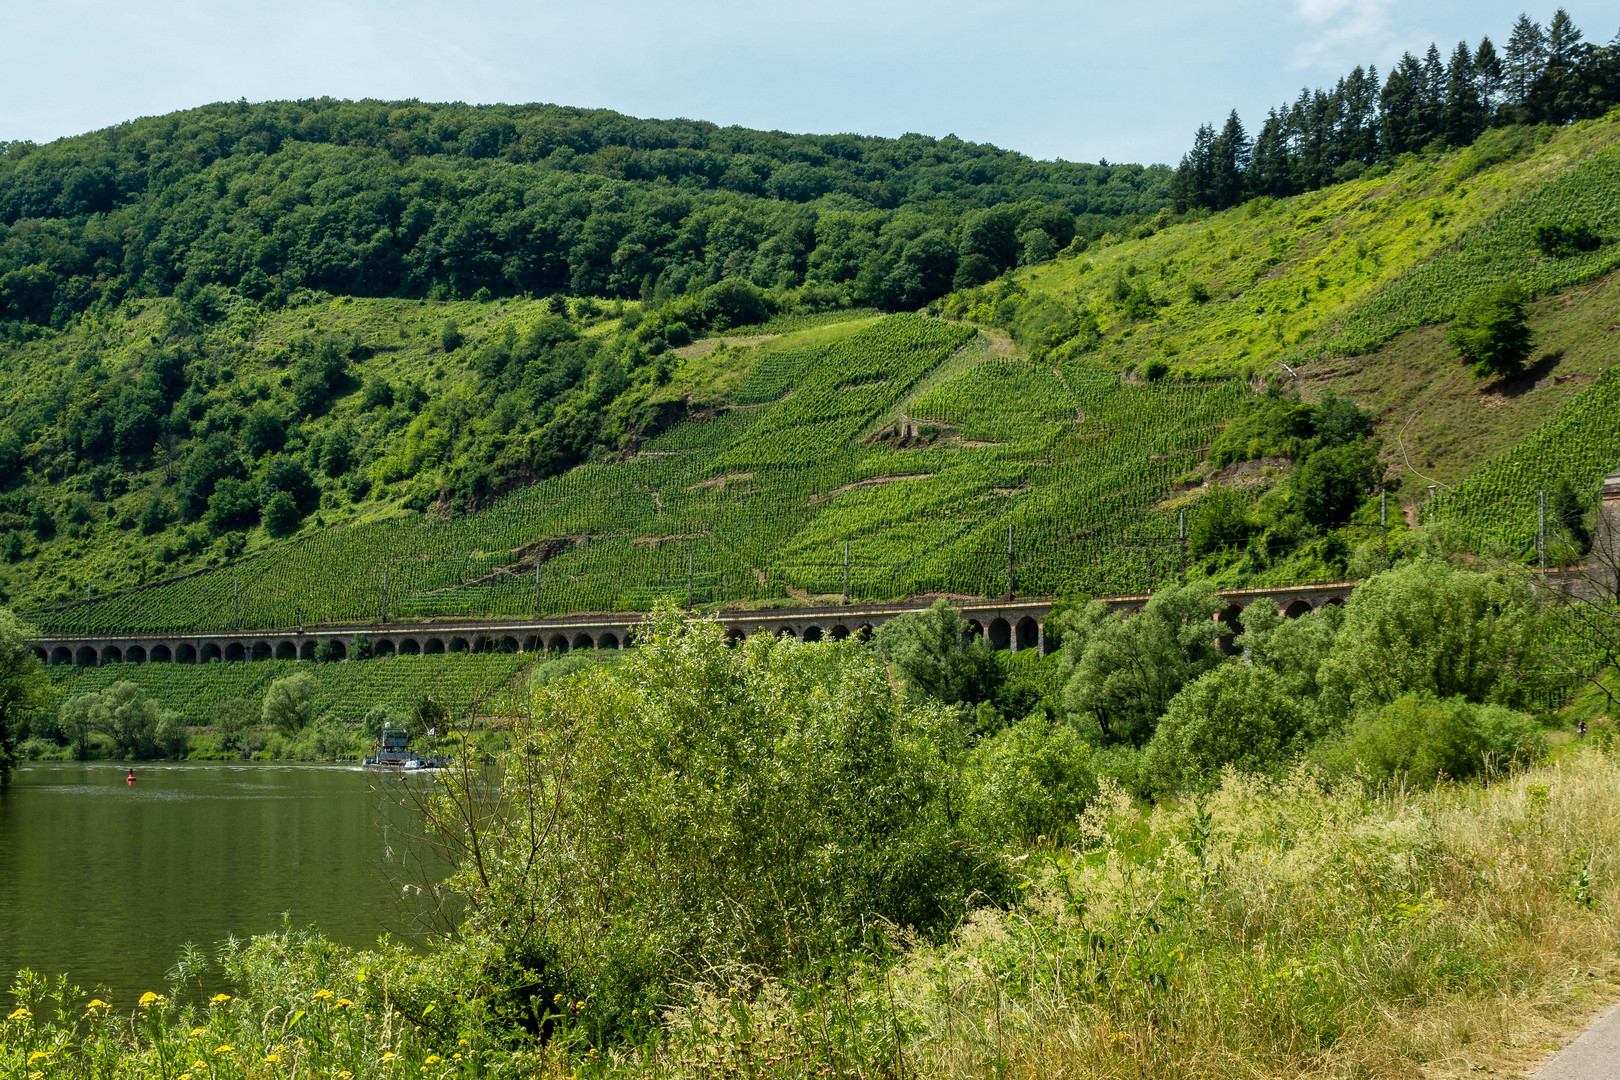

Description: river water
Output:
[0,762,443,1005]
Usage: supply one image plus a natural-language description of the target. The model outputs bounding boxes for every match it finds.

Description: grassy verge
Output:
[7,747,1618,1079]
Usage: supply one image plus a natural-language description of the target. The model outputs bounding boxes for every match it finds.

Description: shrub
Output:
[1533,219,1602,258]
[963,715,1096,845]
[439,318,463,352]
[1447,281,1533,378]
[1294,442,1378,527]
[874,598,1002,710]
[262,671,319,733]
[1316,560,1542,718]
[1315,693,1545,785]
[1143,359,1170,382]
[1142,663,1310,794]
[261,490,302,536]
[1059,581,1224,746]
[429,607,1000,1027]
[1189,485,1251,556]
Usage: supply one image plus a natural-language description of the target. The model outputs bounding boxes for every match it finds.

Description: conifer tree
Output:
[1445,42,1485,146]
[1504,14,1548,112]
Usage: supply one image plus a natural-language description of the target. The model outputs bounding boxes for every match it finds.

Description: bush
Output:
[1294,442,1378,527]
[963,715,1096,845]
[1142,663,1310,794]
[874,598,1002,710]
[1447,281,1533,379]
[429,607,1001,1027]
[1143,359,1169,382]
[439,319,463,352]
[1189,485,1251,556]
[1533,219,1602,258]
[262,671,319,733]
[1315,693,1545,785]
[1317,560,1542,718]
[261,490,302,536]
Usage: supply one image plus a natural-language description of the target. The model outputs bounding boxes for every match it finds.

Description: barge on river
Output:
[363,724,447,770]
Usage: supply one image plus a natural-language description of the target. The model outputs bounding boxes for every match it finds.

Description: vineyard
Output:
[25,315,1243,634]
[43,651,532,726]
[1425,363,1620,558]
[15,116,1620,639]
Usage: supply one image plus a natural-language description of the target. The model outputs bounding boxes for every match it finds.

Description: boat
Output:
[363,723,447,770]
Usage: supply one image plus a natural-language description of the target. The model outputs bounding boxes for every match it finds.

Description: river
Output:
[0,762,443,1005]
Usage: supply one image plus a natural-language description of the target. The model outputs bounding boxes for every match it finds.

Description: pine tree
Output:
[1247,109,1294,198]
[1474,37,1504,118]
[1445,41,1485,146]
[1418,43,1447,145]
[1536,8,1588,123]
[1340,65,1382,165]
[1210,111,1252,209]
[1504,14,1547,113]
[1381,54,1424,156]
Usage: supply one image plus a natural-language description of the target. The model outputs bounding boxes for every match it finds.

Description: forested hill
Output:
[0,99,1171,324]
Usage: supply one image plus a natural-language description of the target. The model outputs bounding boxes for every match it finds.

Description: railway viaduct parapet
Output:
[30,581,1364,668]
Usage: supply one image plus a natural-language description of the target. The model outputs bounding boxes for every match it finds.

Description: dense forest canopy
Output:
[1173,7,1620,210]
[0,99,1172,325]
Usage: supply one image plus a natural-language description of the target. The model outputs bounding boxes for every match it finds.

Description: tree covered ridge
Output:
[1173,7,1620,211]
[0,98,1172,325]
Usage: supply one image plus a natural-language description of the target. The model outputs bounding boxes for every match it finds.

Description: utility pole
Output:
[1178,511,1187,583]
[842,541,849,604]
[1005,523,1015,601]
[1537,489,1547,573]
[1380,488,1388,567]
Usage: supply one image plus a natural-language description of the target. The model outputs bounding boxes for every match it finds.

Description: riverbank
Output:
[7,746,1618,1080]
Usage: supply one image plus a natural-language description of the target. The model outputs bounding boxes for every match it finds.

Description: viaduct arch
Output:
[29,581,1364,667]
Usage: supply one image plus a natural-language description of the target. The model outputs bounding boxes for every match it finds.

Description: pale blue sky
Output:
[2,1,1618,165]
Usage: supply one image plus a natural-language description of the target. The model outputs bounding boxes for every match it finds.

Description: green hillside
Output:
[8,114,1620,638]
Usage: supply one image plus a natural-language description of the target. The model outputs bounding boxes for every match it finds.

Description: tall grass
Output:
[7,750,1620,1079]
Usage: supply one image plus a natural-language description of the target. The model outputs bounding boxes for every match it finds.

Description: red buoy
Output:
[126,769,136,785]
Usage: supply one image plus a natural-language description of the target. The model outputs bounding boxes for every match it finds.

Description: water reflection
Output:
[0,762,443,1004]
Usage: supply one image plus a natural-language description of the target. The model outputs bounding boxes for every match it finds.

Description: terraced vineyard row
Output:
[1330,143,1620,355]
[44,652,533,726]
[24,316,1249,634]
[1426,365,1620,557]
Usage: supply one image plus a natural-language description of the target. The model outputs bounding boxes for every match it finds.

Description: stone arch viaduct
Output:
[30,581,1363,668]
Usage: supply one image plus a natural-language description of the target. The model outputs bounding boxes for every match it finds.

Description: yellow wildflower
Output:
[424,1055,441,1065]
[312,988,334,1001]
[179,1075,191,1080]
[189,1027,207,1038]
[29,1072,43,1080]
[8,1006,31,1021]
[335,997,356,1009]
[338,1072,353,1079]
[87,999,111,1010]
[380,1051,397,1063]
[263,1053,281,1064]
[213,1044,235,1055]
[457,1038,468,1046]
[210,993,231,1005]
[28,1051,51,1063]
[138,991,164,1008]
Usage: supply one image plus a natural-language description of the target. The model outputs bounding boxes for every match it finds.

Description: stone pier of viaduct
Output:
[30,581,1365,668]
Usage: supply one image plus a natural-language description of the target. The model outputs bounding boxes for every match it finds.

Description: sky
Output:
[2,1,1619,166]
